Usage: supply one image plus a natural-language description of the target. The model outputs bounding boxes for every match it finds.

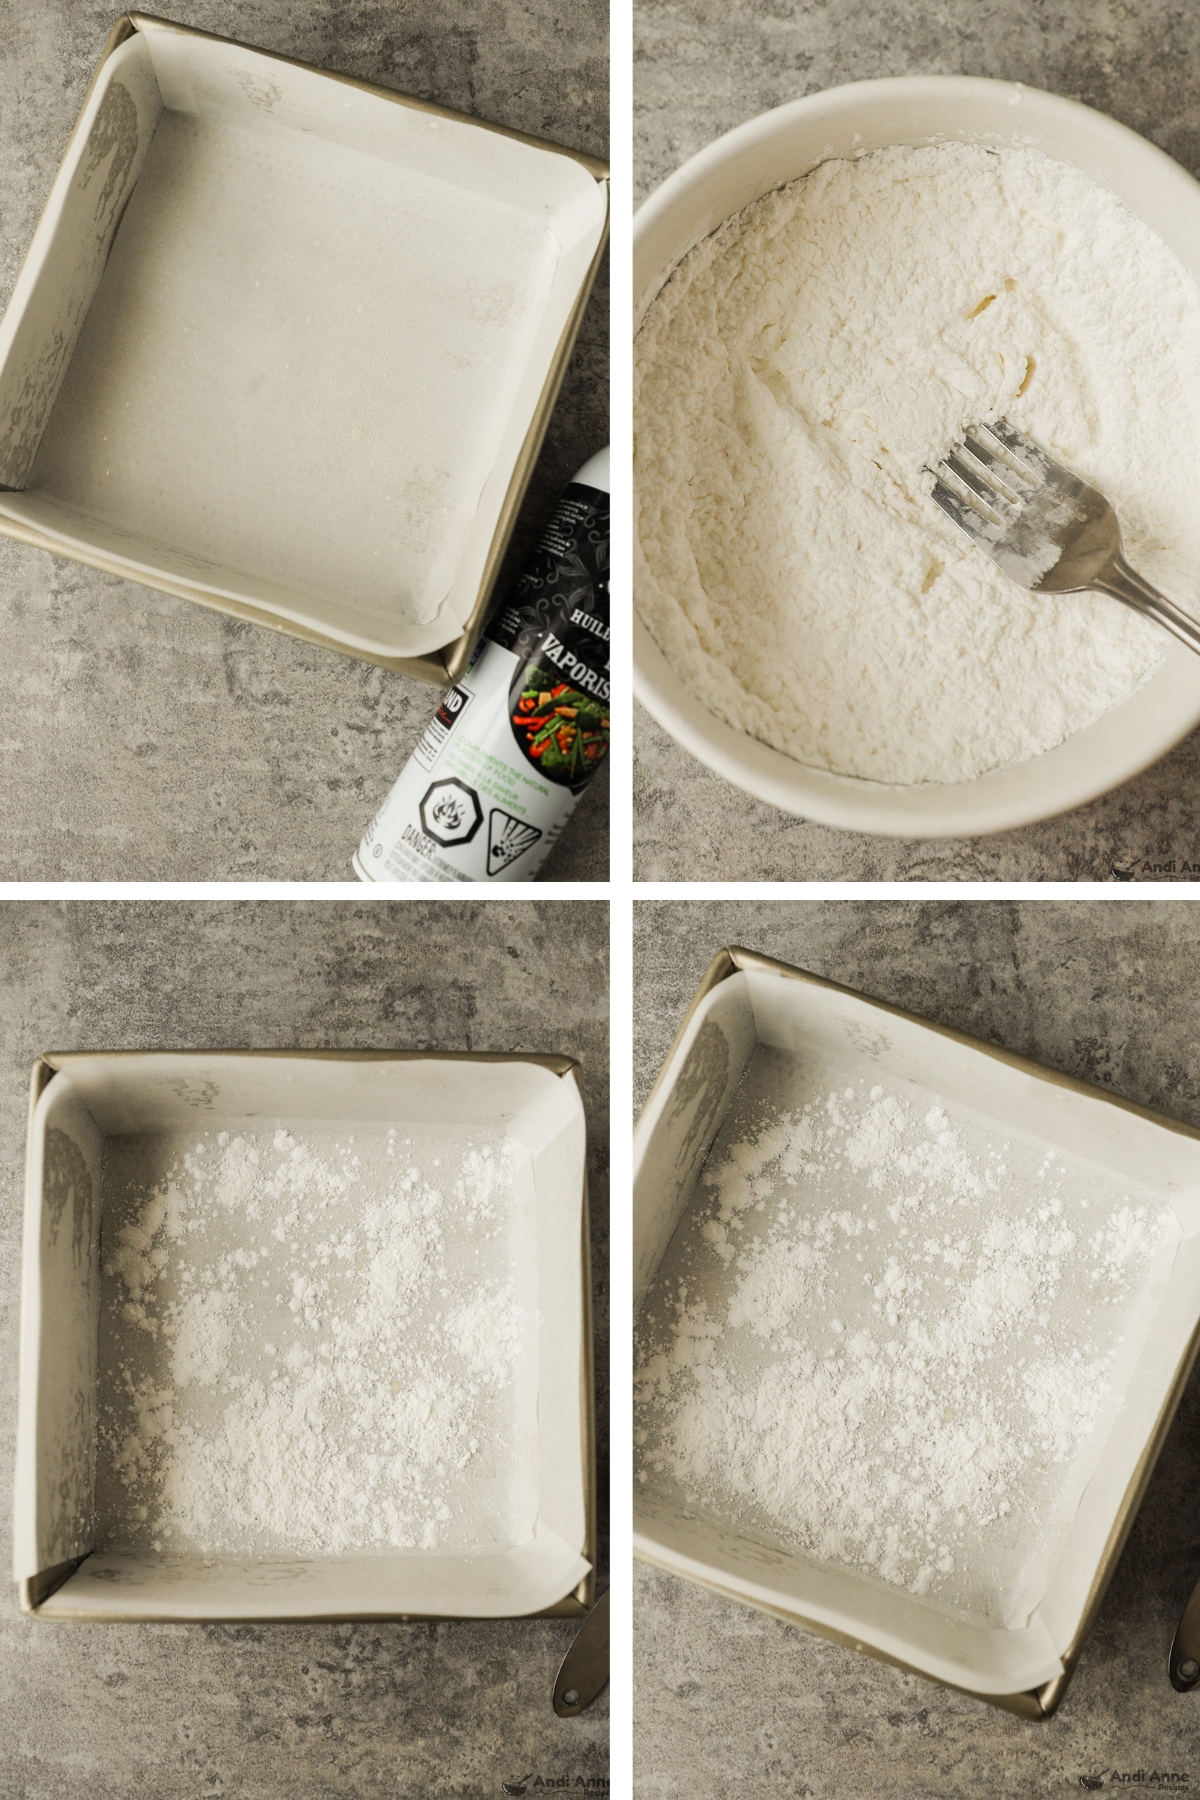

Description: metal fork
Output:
[928,417,1200,657]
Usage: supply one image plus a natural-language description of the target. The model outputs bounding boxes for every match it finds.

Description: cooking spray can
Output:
[353,448,609,883]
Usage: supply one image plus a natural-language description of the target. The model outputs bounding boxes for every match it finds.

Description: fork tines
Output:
[928,418,1043,538]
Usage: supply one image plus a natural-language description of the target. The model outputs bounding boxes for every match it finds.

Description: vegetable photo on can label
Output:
[511,670,610,785]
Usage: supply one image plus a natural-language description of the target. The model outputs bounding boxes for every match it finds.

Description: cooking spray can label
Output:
[353,466,609,883]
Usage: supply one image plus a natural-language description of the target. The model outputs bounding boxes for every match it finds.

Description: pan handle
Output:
[1169,1574,1200,1692]
[553,1586,609,1716]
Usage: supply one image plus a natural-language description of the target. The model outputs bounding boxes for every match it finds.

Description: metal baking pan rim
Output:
[21,1047,595,1621]
[634,945,1200,1714]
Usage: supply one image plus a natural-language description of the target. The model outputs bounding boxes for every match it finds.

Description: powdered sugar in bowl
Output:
[633,77,1200,837]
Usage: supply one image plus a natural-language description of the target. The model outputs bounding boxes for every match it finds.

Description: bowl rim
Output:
[633,73,1200,838]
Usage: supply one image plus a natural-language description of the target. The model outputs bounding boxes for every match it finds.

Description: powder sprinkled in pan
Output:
[95,1123,527,1556]
[634,1074,1172,1619]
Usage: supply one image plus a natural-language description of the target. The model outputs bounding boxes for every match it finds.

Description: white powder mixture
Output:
[634,1058,1173,1621]
[635,143,1200,784]
[95,1122,531,1557]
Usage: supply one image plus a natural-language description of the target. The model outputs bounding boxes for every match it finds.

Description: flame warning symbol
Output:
[487,808,542,875]
[418,778,482,847]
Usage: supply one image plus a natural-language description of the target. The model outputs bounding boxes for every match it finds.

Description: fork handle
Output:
[1097,554,1200,659]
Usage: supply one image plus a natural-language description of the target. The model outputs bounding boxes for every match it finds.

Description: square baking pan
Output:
[0,14,609,685]
[15,1048,594,1622]
[633,947,1200,1717]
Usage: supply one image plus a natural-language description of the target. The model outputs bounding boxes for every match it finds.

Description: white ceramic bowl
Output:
[634,77,1200,837]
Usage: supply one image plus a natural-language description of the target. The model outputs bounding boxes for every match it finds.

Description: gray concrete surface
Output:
[634,899,1200,1797]
[633,0,1200,882]
[0,901,609,1799]
[0,3,608,881]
